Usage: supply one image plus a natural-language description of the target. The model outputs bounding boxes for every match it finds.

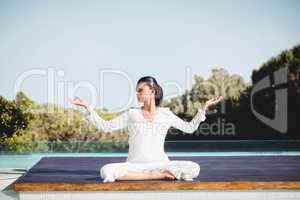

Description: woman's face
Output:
[136,82,154,103]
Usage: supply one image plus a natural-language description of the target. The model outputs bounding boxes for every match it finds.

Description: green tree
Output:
[0,92,35,137]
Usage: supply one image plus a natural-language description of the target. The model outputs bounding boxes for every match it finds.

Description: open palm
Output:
[205,96,223,107]
[201,96,223,112]
[70,97,87,107]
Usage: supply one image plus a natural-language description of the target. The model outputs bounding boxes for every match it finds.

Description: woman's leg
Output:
[164,160,200,181]
[117,169,176,181]
[100,162,176,182]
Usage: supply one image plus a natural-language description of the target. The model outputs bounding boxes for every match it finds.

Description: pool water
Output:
[1,151,300,170]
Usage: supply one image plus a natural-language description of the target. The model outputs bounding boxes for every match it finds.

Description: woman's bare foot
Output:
[162,169,176,180]
[117,169,177,181]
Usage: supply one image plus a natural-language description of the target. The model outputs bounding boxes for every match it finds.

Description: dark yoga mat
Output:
[15,156,300,184]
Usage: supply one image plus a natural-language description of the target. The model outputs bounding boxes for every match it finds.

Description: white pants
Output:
[100,160,200,182]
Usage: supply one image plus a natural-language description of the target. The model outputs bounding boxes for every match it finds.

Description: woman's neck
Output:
[142,100,156,113]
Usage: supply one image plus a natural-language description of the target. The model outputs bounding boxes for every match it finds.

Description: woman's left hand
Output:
[201,96,223,113]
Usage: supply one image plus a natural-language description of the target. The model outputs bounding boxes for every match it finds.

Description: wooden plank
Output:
[14,181,300,191]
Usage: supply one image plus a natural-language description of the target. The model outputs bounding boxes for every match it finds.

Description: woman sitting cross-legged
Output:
[71,76,222,182]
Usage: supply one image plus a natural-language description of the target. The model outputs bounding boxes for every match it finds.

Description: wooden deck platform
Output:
[13,156,300,191]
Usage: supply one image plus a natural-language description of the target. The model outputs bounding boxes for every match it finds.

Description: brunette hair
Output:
[137,76,163,106]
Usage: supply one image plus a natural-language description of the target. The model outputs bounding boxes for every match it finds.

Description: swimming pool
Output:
[1,151,300,170]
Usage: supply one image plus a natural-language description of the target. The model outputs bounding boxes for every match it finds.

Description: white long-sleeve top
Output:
[83,106,206,163]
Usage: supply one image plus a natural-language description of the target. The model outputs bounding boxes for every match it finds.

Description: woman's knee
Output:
[100,163,117,179]
[100,164,109,179]
[170,160,200,178]
[188,161,200,178]
[100,162,133,180]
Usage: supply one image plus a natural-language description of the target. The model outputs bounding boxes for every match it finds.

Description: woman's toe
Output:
[162,169,176,180]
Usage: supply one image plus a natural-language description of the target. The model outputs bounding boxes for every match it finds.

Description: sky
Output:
[1,0,300,111]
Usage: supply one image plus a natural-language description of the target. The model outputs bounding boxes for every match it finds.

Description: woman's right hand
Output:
[70,97,88,108]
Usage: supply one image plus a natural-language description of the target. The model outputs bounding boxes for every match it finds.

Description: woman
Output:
[71,76,222,182]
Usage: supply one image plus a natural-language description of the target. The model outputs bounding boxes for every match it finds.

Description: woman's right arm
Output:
[71,97,129,133]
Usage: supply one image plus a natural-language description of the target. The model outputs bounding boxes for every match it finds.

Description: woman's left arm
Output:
[167,96,222,134]
[167,108,206,134]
